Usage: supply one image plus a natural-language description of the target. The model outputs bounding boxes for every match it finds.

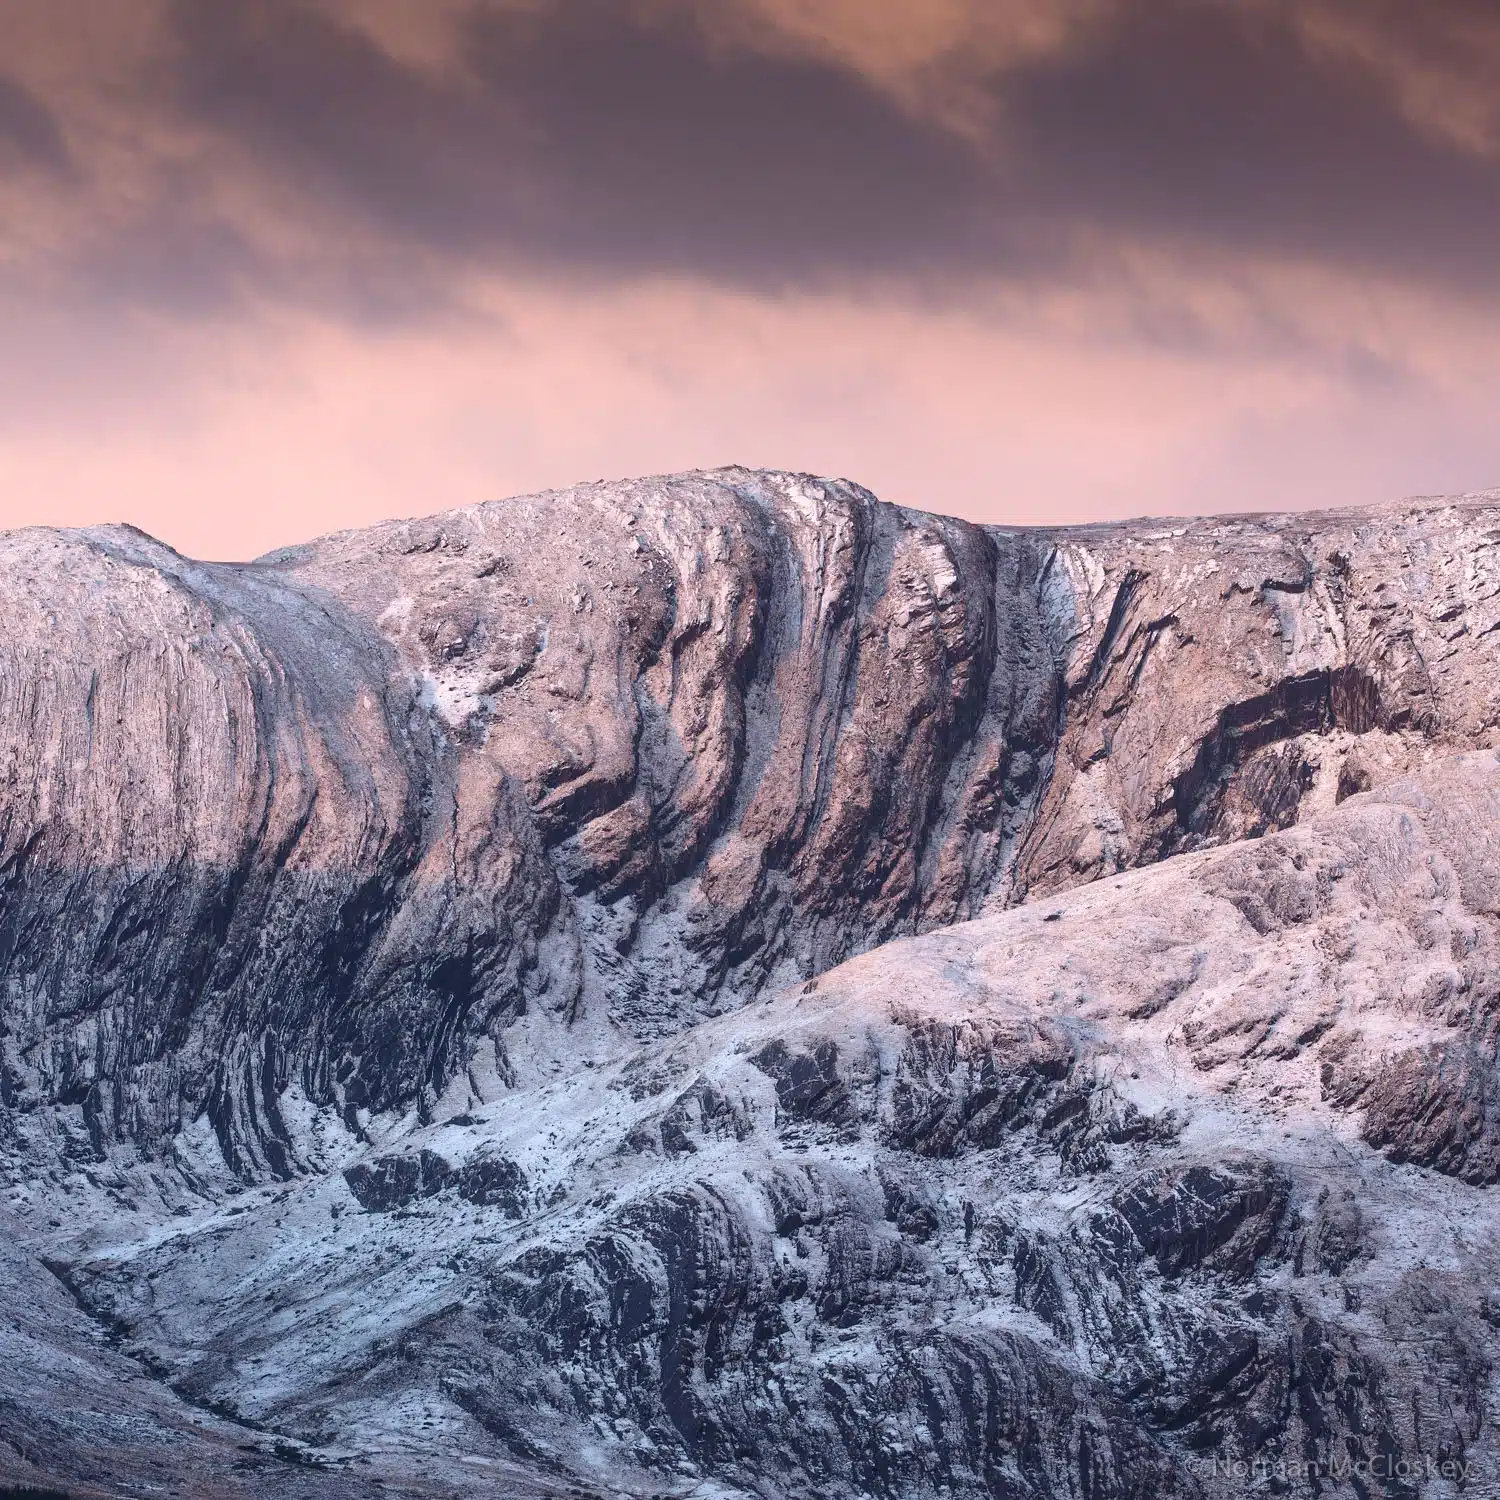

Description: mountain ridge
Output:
[5,467,1500,1497]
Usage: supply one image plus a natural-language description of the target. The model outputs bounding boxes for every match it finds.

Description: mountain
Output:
[3,469,1500,1498]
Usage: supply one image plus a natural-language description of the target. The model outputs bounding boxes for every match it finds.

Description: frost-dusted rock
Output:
[1109,1160,1291,1280]
[343,1149,453,1211]
[7,474,1500,1498]
[3,475,1500,1176]
[29,748,1500,1499]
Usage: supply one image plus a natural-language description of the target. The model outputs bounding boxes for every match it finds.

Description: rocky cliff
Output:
[4,470,1500,1498]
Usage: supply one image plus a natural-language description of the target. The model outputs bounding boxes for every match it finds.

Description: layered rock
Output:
[44,750,1500,1499]
[5,473,1500,1180]
[4,471,1500,1497]
[0,472,1066,1178]
[1017,495,1500,889]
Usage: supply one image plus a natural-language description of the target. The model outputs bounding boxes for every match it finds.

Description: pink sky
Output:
[1,1,1498,560]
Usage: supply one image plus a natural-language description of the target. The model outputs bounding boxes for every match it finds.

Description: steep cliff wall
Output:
[2,474,1498,1183]
[6,472,1500,1498]
[36,750,1500,1500]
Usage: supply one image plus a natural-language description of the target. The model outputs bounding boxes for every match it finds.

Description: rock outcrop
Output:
[4,471,1500,1498]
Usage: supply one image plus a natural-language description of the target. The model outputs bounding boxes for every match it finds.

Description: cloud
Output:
[0,72,73,176]
[2,0,1497,313]
[155,0,1001,288]
[1291,0,1500,159]
[0,0,1494,557]
[155,0,1500,299]
[1,263,1496,561]
[1001,0,1500,295]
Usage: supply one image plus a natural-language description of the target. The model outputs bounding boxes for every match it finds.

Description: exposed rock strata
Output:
[36,749,1500,1499]
[4,472,1500,1497]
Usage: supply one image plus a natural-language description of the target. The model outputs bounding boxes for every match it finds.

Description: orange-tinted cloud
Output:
[0,0,1495,558]
[1291,0,1500,159]
[5,0,1497,299]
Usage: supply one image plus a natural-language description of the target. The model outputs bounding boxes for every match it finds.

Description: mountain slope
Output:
[4,470,1500,1497]
[32,749,1500,1499]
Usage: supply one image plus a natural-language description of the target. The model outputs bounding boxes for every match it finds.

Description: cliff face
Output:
[3,471,1500,1499]
[1,471,1065,1178]
[29,751,1500,1500]
[1018,498,1500,889]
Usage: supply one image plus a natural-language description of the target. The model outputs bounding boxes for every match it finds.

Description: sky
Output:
[2,0,1499,560]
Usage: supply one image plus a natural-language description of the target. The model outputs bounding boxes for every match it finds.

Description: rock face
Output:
[3,470,1500,1498]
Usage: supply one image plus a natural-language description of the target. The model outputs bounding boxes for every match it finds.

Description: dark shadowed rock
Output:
[344,1149,454,1211]
[1111,1161,1290,1280]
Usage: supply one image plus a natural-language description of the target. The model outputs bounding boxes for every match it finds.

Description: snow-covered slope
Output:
[5,471,1500,1497]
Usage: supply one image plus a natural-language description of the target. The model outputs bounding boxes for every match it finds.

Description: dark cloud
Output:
[10,0,1500,315]
[0,71,73,177]
[61,177,450,326]
[1007,0,1500,293]
[160,0,1006,288]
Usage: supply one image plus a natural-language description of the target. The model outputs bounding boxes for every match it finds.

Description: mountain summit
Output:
[5,470,1500,1497]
